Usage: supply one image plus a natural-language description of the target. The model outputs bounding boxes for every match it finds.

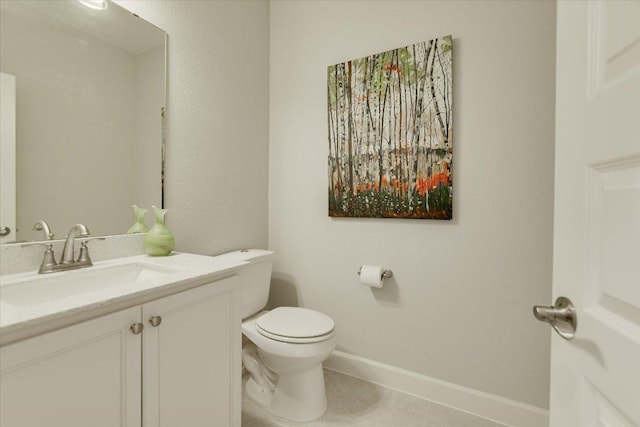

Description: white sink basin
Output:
[0,262,181,307]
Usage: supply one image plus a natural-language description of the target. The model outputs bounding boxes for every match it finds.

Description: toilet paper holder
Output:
[357,266,393,279]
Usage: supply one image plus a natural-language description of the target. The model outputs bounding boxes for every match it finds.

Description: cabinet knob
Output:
[130,323,144,334]
[149,316,162,327]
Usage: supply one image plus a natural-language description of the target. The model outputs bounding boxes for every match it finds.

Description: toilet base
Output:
[245,364,328,422]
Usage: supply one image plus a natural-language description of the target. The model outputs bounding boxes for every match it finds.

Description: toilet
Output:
[216,249,336,422]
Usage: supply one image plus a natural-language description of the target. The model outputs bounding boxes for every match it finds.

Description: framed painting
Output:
[327,35,452,219]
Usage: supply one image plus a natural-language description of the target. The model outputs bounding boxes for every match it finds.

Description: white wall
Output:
[116,0,270,254]
[269,0,555,409]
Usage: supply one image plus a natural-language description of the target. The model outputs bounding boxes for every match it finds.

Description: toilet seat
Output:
[256,307,335,344]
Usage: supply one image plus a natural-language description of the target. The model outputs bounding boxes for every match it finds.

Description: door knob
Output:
[0,226,10,236]
[533,296,577,340]
[149,316,162,327]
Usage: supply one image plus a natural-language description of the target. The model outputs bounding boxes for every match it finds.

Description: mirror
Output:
[0,0,166,243]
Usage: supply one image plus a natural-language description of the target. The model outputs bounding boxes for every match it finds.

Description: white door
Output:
[0,307,142,427]
[142,277,242,427]
[0,72,16,243]
[549,1,640,426]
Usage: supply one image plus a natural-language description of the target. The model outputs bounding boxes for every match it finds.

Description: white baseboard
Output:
[324,350,549,427]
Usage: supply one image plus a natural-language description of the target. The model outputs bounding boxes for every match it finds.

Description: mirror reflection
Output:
[0,0,166,244]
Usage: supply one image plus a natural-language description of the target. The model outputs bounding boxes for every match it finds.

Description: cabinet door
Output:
[0,307,142,427]
[142,277,241,427]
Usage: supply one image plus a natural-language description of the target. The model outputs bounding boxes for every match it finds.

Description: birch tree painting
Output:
[328,35,453,219]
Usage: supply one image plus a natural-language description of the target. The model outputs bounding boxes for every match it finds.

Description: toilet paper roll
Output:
[359,265,384,288]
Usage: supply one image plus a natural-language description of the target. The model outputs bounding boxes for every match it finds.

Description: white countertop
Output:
[0,252,246,346]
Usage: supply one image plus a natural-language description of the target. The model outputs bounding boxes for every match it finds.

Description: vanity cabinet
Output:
[0,306,142,427]
[142,277,241,427]
[0,277,241,427]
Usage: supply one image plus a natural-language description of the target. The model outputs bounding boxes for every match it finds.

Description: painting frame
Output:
[327,35,453,220]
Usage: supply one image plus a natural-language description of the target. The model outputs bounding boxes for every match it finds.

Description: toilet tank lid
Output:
[215,249,275,263]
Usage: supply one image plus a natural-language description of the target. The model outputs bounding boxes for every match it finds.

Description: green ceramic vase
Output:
[144,206,175,256]
[127,205,149,234]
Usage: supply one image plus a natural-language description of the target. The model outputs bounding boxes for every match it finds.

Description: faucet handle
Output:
[77,241,92,264]
[76,240,93,265]
[76,238,105,264]
[37,243,58,274]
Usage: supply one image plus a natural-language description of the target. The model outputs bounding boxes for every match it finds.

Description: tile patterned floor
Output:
[242,369,506,426]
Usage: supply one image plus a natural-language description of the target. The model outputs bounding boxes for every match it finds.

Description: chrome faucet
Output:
[33,223,101,274]
[60,224,90,265]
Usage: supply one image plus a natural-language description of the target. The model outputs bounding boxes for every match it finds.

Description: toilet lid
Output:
[256,307,335,343]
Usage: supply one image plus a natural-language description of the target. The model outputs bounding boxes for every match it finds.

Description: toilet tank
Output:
[215,249,275,319]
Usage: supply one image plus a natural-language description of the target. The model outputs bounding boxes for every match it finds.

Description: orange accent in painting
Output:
[384,63,403,74]
[416,172,449,196]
